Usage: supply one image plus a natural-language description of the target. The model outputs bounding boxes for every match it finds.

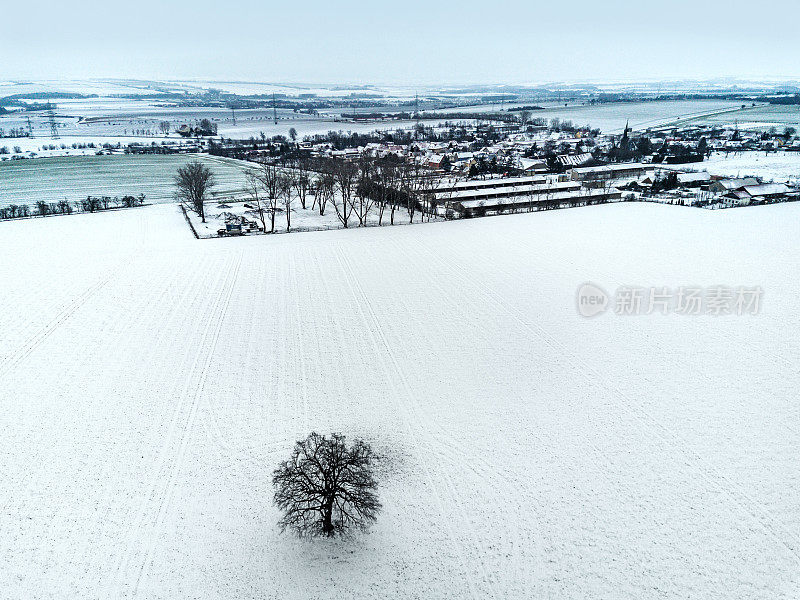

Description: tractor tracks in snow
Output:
[109,249,243,598]
[0,273,114,381]
[333,244,493,600]
[426,240,800,566]
[0,212,153,383]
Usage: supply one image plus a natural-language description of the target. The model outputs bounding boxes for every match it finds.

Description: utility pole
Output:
[46,102,59,139]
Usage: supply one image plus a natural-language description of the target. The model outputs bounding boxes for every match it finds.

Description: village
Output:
[174,115,800,237]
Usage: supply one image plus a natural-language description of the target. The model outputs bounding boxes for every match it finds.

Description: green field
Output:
[0,154,253,209]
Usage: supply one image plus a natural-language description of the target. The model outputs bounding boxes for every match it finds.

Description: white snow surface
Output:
[1,203,799,599]
[683,151,800,183]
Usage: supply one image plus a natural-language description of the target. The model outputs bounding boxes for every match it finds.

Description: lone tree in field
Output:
[175,161,215,223]
[273,432,381,537]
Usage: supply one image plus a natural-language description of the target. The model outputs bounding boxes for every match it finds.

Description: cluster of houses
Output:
[708,178,796,207]
[652,123,800,154]
[631,171,799,208]
[296,127,597,176]
[245,117,800,216]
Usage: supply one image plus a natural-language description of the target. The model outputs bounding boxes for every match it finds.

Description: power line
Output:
[46,102,59,139]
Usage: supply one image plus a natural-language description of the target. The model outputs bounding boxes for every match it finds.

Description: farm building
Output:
[677,172,712,187]
[517,157,549,174]
[709,177,760,194]
[719,183,796,207]
[448,187,622,217]
[569,163,653,183]
[557,153,594,168]
[436,181,581,216]
[740,183,793,200]
[435,175,548,195]
[720,190,753,207]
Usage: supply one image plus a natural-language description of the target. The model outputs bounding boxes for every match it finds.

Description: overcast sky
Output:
[3,0,799,85]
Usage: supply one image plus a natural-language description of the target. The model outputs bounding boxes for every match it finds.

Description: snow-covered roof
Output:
[677,172,712,184]
[715,177,759,190]
[742,183,792,197]
[571,163,651,175]
[443,181,581,202]
[435,175,547,193]
[457,187,618,209]
[557,153,593,167]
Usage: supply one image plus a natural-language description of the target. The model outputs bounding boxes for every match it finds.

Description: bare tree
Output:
[175,161,215,222]
[293,158,311,210]
[279,172,294,232]
[374,159,398,226]
[273,432,381,537]
[416,172,440,221]
[315,172,334,216]
[399,162,424,223]
[330,158,357,228]
[354,155,377,226]
[246,171,267,232]
[254,160,281,232]
[159,121,171,136]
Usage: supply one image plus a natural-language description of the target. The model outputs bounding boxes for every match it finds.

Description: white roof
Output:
[571,163,651,175]
[444,182,581,201]
[742,183,791,196]
[677,172,712,183]
[435,175,547,193]
[518,157,547,166]
[458,188,618,209]
[716,177,759,190]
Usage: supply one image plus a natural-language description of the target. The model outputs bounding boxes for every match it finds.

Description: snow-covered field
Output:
[1,202,799,599]
[681,151,800,182]
[0,154,251,208]
[496,99,746,133]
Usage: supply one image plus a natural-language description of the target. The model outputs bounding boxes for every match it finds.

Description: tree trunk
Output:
[322,499,335,536]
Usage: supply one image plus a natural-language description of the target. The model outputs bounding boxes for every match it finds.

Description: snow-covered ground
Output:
[0,154,251,208]
[186,198,432,237]
[681,151,800,182]
[1,202,799,599]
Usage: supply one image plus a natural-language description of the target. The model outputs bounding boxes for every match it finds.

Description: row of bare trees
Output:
[176,156,453,233]
[244,155,449,232]
[0,194,146,221]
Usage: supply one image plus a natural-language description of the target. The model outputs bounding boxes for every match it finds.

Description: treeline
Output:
[763,94,800,105]
[235,155,443,234]
[0,194,146,220]
[416,112,520,123]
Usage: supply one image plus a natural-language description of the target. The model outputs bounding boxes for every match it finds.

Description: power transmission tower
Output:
[46,102,59,139]
[26,115,34,138]
[231,106,236,126]
[272,93,277,125]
